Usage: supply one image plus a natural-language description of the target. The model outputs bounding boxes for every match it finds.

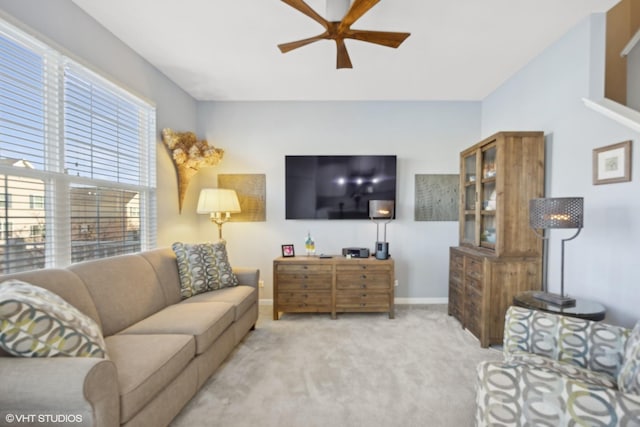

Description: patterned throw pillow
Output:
[0,280,107,358]
[618,322,640,395]
[172,242,239,299]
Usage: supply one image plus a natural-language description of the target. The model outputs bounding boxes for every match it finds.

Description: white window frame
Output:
[0,18,156,272]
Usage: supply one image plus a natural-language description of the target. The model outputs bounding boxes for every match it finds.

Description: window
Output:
[29,194,44,209]
[0,19,156,273]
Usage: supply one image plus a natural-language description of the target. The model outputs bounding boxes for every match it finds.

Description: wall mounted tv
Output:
[285,155,397,220]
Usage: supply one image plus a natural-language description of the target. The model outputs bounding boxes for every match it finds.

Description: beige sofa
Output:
[0,247,259,427]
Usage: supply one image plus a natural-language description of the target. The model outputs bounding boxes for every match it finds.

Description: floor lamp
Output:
[197,188,241,242]
[529,197,584,307]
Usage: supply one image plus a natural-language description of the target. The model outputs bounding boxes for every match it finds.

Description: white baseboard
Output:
[395,298,448,305]
[260,298,448,306]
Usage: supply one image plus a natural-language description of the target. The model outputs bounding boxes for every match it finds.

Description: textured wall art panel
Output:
[415,174,459,221]
[217,174,266,222]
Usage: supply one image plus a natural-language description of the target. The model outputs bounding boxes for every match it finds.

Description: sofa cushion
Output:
[0,280,107,358]
[182,286,258,321]
[69,254,168,336]
[618,322,640,395]
[476,359,640,426]
[172,242,239,299]
[504,306,628,379]
[104,333,195,424]
[118,302,235,355]
[507,351,617,388]
[139,248,182,306]
[0,268,102,329]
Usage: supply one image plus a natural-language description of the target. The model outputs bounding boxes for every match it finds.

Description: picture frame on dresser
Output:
[281,244,295,257]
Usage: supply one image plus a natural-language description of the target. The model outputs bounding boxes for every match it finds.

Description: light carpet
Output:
[170,304,501,427]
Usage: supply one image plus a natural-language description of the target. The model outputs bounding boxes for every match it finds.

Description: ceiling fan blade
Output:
[338,0,380,31]
[281,0,329,30]
[335,38,353,69]
[278,34,328,53]
[344,29,410,48]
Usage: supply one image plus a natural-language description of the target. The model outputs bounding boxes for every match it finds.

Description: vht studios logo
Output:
[4,413,84,424]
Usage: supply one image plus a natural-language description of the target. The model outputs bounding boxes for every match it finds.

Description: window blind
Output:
[0,18,156,274]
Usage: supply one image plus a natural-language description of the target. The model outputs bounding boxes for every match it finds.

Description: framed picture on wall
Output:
[593,140,632,185]
[281,244,295,257]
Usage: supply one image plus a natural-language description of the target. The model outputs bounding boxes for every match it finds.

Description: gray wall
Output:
[195,101,481,302]
[483,14,640,327]
[0,0,201,245]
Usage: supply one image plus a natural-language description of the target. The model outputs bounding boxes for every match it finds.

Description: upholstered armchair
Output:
[475,306,640,426]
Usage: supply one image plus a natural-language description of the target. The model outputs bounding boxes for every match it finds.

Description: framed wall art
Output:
[217,174,266,221]
[592,140,632,185]
[414,174,459,221]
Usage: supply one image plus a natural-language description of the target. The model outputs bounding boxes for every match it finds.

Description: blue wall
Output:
[482,14,640,327]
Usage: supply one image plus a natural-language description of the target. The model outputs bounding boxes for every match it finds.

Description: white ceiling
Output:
[71,0,619,101]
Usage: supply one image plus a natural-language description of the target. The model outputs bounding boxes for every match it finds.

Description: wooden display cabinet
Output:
[449,131,545,347]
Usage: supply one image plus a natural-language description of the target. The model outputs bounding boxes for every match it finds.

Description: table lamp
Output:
[529,197,584,307]
[369,200,394,260]
[197,188,241,242]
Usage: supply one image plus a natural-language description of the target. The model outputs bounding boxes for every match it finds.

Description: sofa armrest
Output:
[0,357,119,427]
[504,306,630,378]
[233,267,260,288]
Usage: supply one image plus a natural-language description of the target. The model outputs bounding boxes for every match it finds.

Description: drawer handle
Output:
[303,266,308,269]
[360,284,367,289]
[361,274,367,279]
[361,293,367,297]
[361,265,367,270]
[360,303,366,307]
[303,274,308,279]
[302,284,308,289]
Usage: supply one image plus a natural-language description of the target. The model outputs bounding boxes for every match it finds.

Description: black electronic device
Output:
[285,155,397,220]
[342,247,370,258]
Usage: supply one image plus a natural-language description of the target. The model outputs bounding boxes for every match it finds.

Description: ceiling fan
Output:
[278,0,410,69]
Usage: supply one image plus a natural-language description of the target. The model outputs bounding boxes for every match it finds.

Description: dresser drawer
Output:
[277,291,331,307]
[336,273,390,290]
[450,251,463,270]
[336,263,390,273]
[277,264,333,273]
[466,276,483,292]
[336,292,389,309]
[449,267,462,284]
[277,274,331,291]
[466,257,483,280]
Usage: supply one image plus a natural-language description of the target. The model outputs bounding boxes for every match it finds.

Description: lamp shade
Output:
[369,200,394,219]
[529,197,583,229]
[197,188,241,214]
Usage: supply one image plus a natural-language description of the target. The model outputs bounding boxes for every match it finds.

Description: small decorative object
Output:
[196,188,241,242]
[529,197,584,307]
[593,140,632,185]
[304,232,315,256]
[281,244,295,257]
[162,128,225,213]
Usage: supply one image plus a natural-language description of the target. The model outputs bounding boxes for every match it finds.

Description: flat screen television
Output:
[285,155,397,220]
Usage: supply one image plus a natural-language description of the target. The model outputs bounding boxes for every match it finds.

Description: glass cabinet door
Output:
[461,152,478,244]
[480,144,497,249]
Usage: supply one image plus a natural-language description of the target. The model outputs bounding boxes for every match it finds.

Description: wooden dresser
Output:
[273,256,394,320]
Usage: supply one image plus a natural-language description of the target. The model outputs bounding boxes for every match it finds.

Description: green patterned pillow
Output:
[618,322,640,395]
[0,280,107,358]
[172,242,239,299]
